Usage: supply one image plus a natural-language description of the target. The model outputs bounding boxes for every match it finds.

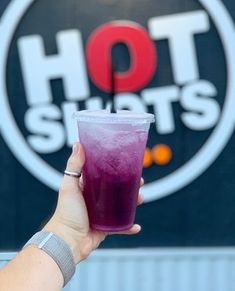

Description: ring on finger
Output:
[64,170,82,178]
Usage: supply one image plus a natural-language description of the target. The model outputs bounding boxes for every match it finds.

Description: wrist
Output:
[24,231,76,286]
[43,218,82,264]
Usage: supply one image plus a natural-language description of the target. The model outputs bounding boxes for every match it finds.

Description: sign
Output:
[0,0,235,248]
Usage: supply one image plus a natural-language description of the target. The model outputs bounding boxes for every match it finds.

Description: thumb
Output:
[61,143,85,193]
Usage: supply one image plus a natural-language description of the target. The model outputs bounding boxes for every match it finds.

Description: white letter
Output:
[25,105,65,153]
[18,30,89,105]
[86,97,103,110]
[149,11,209,84]
[142,86,179,134]
[115,93,146,112]
[181,80,220,130]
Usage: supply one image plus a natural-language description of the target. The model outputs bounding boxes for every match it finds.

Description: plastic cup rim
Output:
[73,110,155,124]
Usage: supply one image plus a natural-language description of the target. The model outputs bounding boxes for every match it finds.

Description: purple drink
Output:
[76,110,154,232]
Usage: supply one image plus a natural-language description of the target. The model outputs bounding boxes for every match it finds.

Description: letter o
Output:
[86,21,157,93]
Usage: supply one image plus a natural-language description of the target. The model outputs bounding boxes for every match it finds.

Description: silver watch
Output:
[24,231,76,286]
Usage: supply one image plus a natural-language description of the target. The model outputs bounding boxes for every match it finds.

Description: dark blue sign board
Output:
[0,0,235,250]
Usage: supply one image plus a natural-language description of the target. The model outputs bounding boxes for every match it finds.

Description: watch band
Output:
[24,231,76,286]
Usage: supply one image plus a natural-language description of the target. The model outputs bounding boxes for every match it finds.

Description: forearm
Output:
[0,245,63,291]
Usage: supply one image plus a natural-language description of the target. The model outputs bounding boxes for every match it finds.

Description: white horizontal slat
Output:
[79,259,104,291]
[140,260,157,291]
[229,258,235,291]
[160,258,174,291]
[121,260,137,291]
[193,258,211,291]
[176,259,192,291]
[100,260,119,291]
[1,248,235,291]
[213,258,229,291]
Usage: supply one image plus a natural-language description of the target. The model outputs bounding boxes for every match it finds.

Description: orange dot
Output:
[152,144,172,165]
[143,148,153,168]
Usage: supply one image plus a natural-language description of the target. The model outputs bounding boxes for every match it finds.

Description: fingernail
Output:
[72,143,80,155]
[136,225,142,232]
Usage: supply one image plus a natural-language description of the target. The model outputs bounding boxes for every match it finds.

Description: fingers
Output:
[140,177,144,187]
[137,178,145,205]
[60,143,85,192]
[79,175,84,191]
[65,143,85,174]
[108,224,142,235]
[124,224,141,234]
[137,194,144,206]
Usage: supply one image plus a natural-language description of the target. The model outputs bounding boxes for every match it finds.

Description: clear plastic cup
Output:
[75,110,154,232]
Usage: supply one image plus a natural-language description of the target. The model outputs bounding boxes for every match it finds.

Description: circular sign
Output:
[0,0,234,201]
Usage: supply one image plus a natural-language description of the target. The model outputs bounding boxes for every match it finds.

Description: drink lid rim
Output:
[73,110,155,124]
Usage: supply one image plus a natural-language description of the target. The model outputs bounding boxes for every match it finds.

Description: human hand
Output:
[44,143,144,264]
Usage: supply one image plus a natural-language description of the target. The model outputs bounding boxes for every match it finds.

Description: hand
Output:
[44,143,144,264]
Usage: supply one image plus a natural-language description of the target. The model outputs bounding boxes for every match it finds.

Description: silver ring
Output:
[64,170,81,178]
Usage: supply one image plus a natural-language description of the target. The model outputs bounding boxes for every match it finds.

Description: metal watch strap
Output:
[24,231,76,286]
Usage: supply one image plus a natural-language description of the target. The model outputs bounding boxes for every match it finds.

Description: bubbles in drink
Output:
[79,123,148,180]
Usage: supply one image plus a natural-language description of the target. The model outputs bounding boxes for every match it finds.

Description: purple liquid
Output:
[79,122,148,232]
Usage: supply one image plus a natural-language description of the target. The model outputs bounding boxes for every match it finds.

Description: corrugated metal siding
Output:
[1,248,235,291]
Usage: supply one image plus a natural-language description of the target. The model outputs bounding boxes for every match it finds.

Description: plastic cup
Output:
[75,110,154,232]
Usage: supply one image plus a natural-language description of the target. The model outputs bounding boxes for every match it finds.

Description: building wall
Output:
[1,248,235,291]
